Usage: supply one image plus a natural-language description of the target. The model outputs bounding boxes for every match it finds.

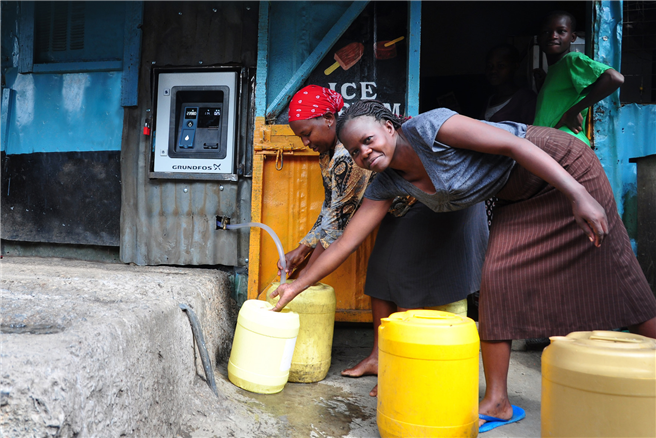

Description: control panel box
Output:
[153,72,238,175]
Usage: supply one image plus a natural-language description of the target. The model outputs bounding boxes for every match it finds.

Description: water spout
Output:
[219,218,287,289]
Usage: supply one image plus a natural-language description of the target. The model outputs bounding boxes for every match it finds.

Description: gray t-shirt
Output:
[364,108,525,212]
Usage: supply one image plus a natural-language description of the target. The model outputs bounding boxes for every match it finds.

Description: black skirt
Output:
[364,202,488,308]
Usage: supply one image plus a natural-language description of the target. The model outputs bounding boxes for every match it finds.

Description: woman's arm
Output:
[271,197,392,311]
[297,242,325,276]
[277,243,313,277]
[556,69,624,134]
[437,115,609,246]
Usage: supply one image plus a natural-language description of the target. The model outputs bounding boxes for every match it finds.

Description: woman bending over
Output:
[271,100,656,429]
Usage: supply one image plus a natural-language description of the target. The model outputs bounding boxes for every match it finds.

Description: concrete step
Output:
[0,257,236,437]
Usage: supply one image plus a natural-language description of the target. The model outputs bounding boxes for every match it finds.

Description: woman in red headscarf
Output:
[278,85,490,397]
[277,85,375,272]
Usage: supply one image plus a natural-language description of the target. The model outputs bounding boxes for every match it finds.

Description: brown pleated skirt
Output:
[479,126,656,340]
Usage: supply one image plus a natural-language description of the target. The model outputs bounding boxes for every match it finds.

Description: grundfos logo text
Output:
[171,164,221,171]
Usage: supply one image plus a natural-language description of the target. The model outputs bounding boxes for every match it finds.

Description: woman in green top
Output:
[533,10,624,146]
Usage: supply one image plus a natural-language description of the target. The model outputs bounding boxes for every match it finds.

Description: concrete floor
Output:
[182,324,544,438]
[1,256,544,437]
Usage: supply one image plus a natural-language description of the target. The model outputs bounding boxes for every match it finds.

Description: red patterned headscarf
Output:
[288,85,344,121]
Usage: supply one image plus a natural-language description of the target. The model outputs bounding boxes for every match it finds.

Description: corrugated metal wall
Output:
[120,1,258,266]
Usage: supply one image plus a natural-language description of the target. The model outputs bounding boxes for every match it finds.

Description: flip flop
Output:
[479,405,526,433]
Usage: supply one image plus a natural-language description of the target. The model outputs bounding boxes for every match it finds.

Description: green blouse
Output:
[534,52,611,146]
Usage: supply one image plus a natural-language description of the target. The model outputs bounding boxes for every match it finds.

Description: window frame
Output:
[18,1,142,107]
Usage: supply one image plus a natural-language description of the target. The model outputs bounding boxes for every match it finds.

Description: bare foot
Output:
[341,352,378,377]
[478,396,513,427]
[369,384,377,397]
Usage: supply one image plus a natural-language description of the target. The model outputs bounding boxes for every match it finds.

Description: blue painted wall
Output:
[1,1,135,246]
[266,1,351,109]
[617,104,656,160]
[593,1,656,245]
[0,1,132,155]
[593,1,624,209]
[2,68,123,155]
[611,103,656,245]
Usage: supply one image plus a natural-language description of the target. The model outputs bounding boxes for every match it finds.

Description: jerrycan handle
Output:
[589,334,642,343]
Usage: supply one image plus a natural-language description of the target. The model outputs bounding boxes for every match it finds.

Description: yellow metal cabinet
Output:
[248,117,375,322]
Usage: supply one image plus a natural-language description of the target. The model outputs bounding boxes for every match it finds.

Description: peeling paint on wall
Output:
[62,74,91,115]
[2,69,123,155]
[12,73,35,129]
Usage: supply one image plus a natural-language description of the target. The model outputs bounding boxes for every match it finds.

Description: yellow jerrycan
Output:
[267,280,336,382]
[377,309,480,438]
[542,330,656,437]
[228,299,300,394]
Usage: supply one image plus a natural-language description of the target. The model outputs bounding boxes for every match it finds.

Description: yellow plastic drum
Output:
[228,299,300,394]
[267,281,336,382]
[542,330,656,437]
[377,309,480,438]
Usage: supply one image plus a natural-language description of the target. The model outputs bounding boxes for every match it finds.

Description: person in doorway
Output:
[271,100,656,433]
[483,43,536,125]
[279,86,488,397]
[533,10,624,146]
[482,43,537,231]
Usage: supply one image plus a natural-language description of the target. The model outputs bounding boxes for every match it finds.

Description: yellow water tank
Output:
[377,309,480,438]
[228,299,300,394]
[267,280,336,383]
[542,330,656,437]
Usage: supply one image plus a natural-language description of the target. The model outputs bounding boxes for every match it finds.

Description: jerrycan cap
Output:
[381,309,478,342]
[379,309,479,356]
[549,330,656,351]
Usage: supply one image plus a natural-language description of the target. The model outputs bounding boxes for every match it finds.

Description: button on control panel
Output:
[178,107,198,149]
[175,104,224,155]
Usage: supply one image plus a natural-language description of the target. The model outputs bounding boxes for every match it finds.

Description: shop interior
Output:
[419,1,589,116]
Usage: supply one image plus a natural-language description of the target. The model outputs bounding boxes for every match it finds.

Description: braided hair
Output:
[336,100,408,141]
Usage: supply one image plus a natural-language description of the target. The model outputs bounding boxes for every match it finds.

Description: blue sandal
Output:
[479,405,526,433]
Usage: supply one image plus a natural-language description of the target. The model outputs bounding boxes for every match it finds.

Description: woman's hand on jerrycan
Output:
[270,282,302,312]
[277,245,312,276]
